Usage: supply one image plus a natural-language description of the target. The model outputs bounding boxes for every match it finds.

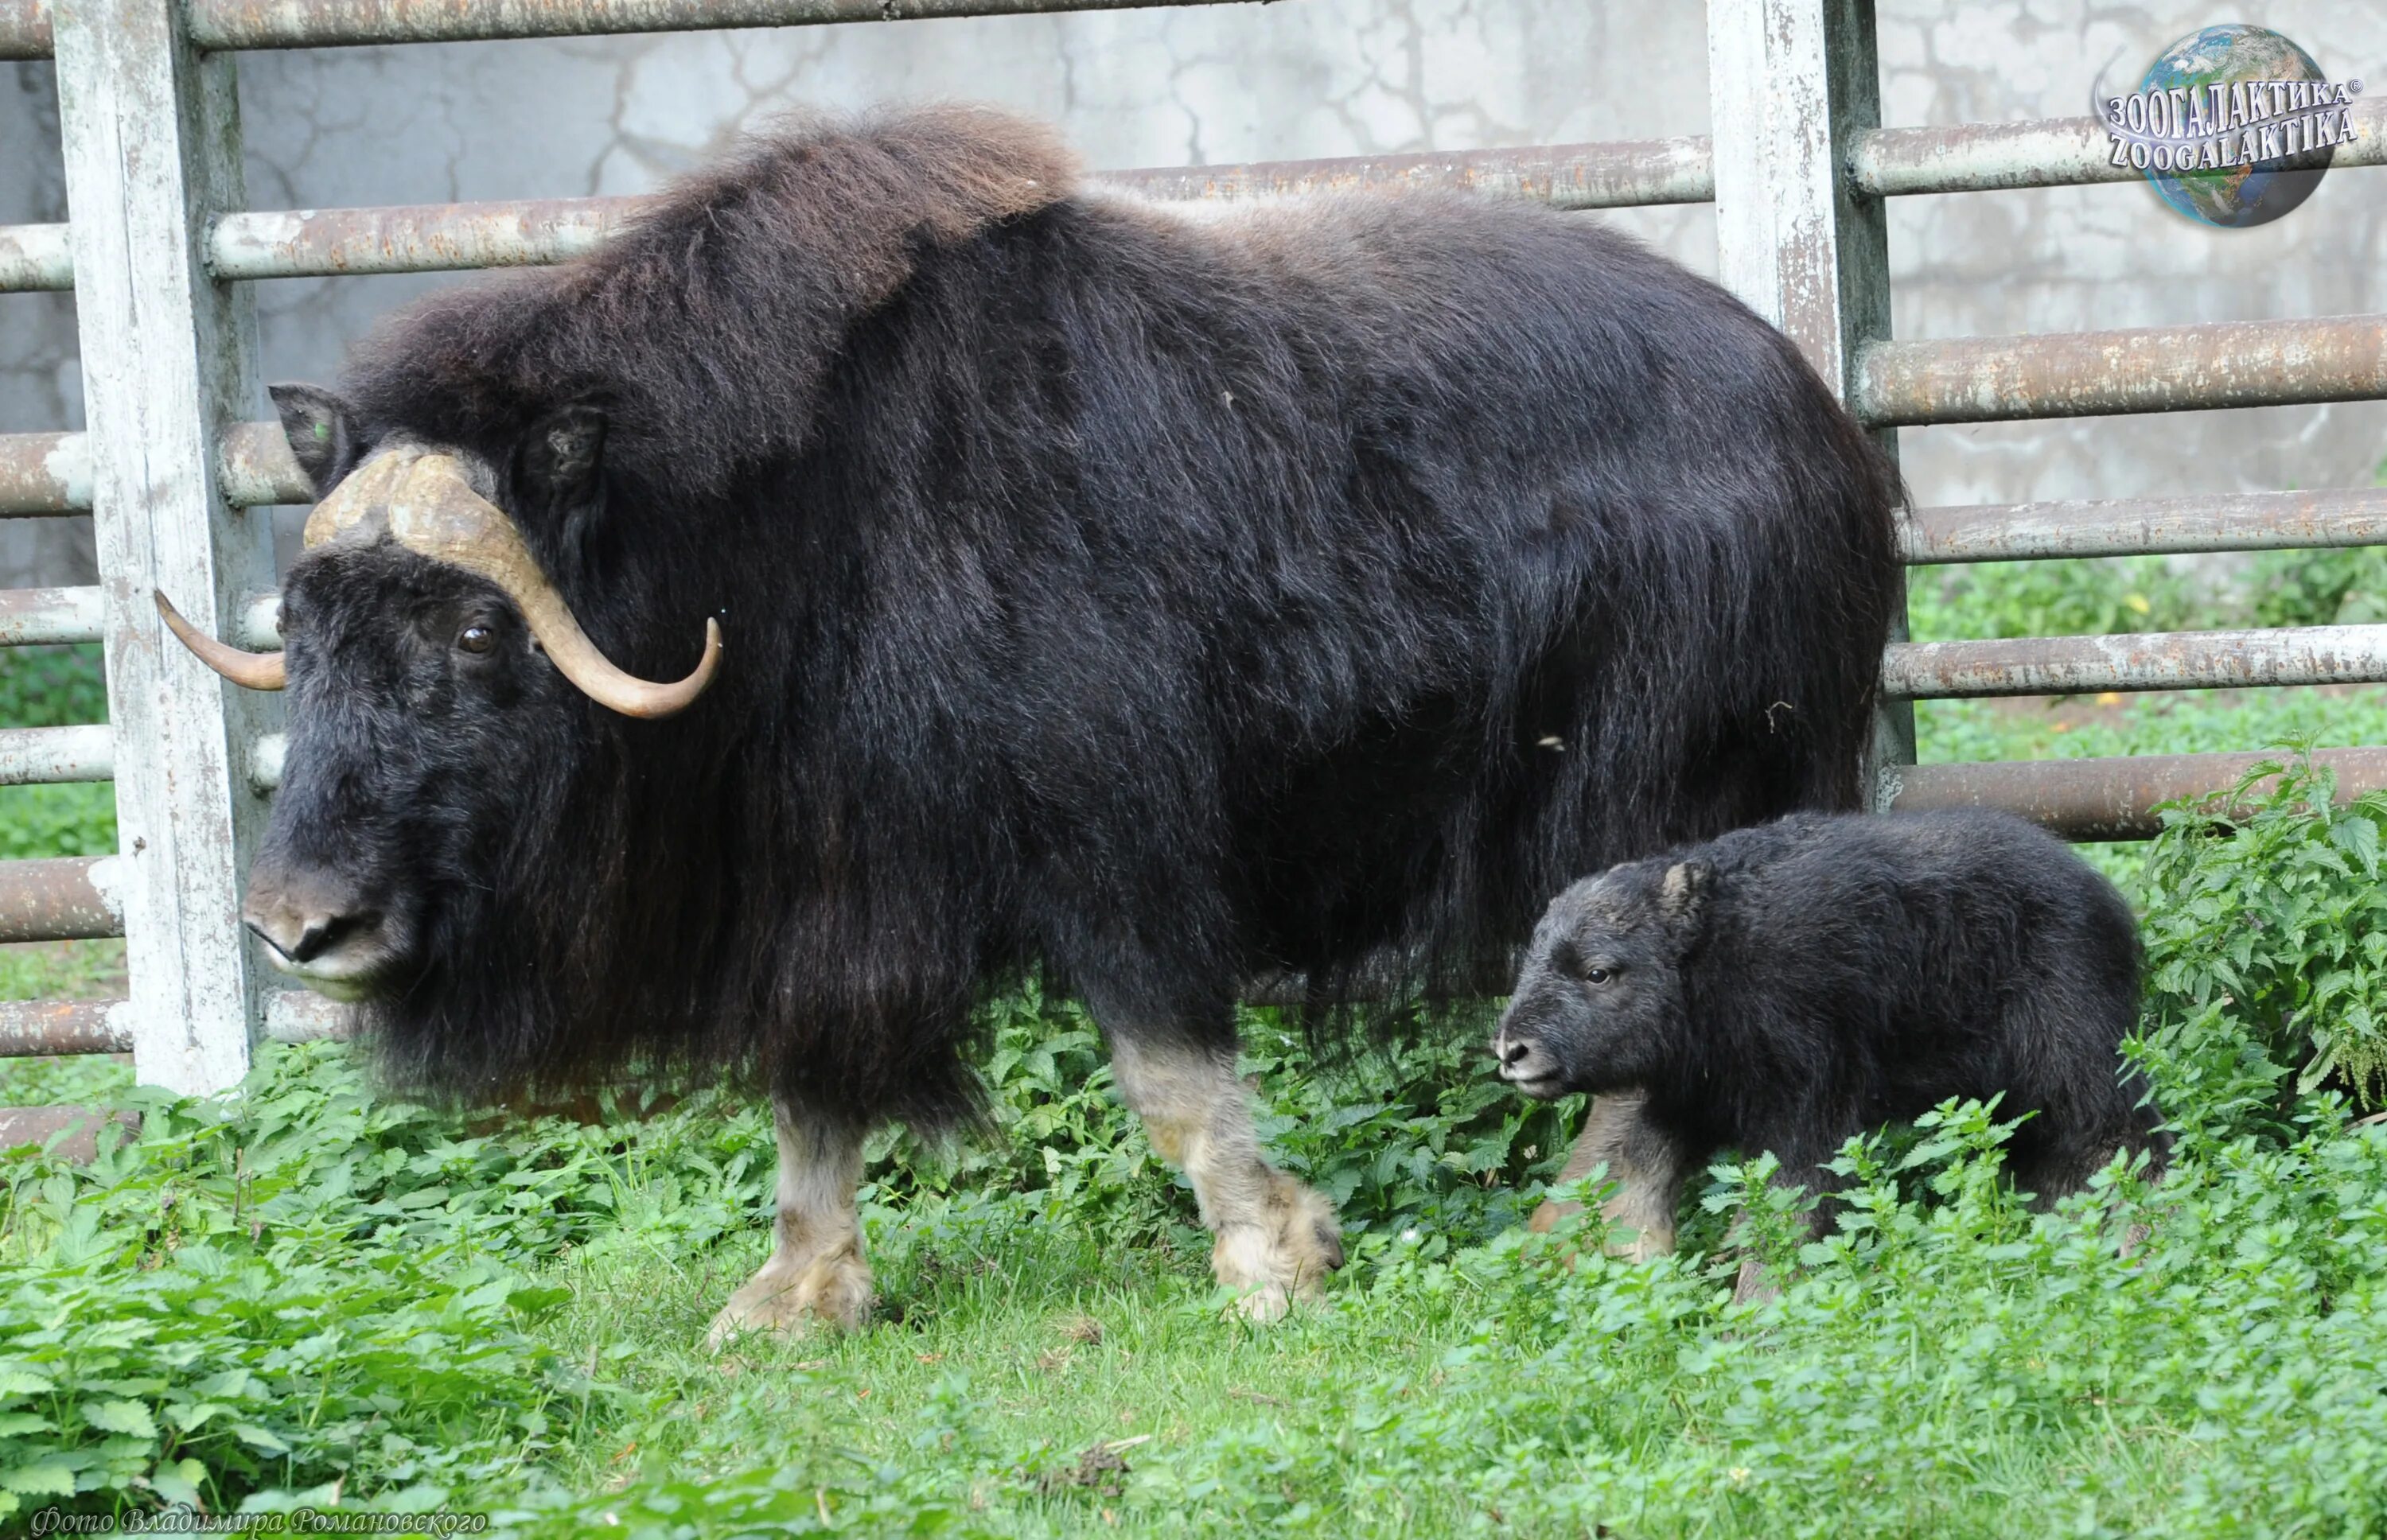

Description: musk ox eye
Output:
[457,624,496,655]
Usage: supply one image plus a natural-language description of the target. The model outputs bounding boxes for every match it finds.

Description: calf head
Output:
[1492,858,1711,1098]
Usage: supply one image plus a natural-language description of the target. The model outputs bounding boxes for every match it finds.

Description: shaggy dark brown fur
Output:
[1496,810,2167,1215]
[252,106,1904,1128]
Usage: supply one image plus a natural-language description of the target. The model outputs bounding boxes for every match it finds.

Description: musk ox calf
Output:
[158,107,1901,1340]
[1495,810,2166,1260]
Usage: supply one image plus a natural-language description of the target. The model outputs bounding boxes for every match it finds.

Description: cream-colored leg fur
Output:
[1110,1033,1344,1320]
[705,1104,872,1349]
[1526,1090,1687,1263]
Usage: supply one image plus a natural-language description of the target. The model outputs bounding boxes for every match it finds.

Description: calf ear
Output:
[1658,861,1711,928]
[269,383,360,497]
[518,403,607,514]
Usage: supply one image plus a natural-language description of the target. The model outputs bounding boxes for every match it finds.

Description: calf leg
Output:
[1528,1091,1691,1262]
[705,1102,872,1349]
[1108,1030,1343,1320]
[1731,1139,1841,1305]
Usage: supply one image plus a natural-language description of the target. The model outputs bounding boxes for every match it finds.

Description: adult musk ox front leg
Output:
[1108,1030,1343,1319]
[706,1103,874,1348]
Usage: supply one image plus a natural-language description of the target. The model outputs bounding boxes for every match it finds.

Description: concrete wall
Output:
[1,0,2381,587]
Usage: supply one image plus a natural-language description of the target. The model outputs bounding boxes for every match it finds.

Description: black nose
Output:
[244,908,371,964]
[1497,1035,1535,1068]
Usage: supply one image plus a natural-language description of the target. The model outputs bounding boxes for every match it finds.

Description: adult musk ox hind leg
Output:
[1528,1091,1692,1263]
[706,1103,873,1348]
[1108,1029,1344,1319]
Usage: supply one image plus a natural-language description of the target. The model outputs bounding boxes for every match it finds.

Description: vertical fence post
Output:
[1707,0,1914,808]
[53,0,275,1092]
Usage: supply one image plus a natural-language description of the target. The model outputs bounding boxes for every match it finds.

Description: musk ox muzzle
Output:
[240,853,396,1001]
[155,448,723,719]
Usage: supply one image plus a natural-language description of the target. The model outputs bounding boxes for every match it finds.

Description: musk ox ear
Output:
[269,382,360,497]
[1658,861,1711,929]
[517,403,607,515]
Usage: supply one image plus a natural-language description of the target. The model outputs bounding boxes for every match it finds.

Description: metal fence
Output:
[0,0,2381,1100]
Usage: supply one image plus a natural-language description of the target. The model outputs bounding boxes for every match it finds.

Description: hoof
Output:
[1526,1196,1580,1235]
[704,1242,873,1351]
[1528,1197,1668,1265]
[1730,1255,1780,1306]
[1213,1172,1343,1320]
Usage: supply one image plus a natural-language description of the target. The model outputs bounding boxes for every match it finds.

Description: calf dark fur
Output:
[232,107,1902,1335]
[1495,810,2166,1250]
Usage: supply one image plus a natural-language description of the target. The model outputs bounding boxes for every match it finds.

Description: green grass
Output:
[0,644,115,866]
[0,642,125,1012]
[11,554,2387,1534]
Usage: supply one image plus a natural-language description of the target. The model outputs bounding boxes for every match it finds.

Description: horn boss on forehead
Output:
[158,449,723,720]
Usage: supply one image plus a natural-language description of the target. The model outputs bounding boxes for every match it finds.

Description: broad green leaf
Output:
[78,1398,157,1441]
[231,1423,290,1453]
[0,1461,76,1497]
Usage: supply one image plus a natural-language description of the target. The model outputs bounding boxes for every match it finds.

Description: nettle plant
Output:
[2139,746,2387,1128]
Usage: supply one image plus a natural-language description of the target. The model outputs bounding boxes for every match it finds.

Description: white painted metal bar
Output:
[55,0,279,1093]
[0,723,112,782]
[0,0,47,60]
[0,222,73,293]
[248,731,282,793]
[238,590,279,649]
[1709,0,1911,810]
[0,585,104,645]
[1885,625,2387,700]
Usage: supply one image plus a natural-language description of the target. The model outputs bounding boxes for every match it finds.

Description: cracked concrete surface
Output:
[0,0,2381,593]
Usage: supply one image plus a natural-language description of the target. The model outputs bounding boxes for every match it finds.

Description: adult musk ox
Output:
[163,107,1902,1340]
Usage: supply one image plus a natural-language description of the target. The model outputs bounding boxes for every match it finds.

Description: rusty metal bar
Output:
[209,198,628,281]
[0,432,92,515]
[0,723,112,783]
[1888,747,2387,842]
[186,0,1255,51]
[0,585,103,646]
[0,1000,131,1057]
[206,140,1717,284]
[0,223,73,293]
[0,854,124,941]
[1100,138,1714,209]
[0,0,48,59]
[0,1106,140,1161]
[1885,624,2387,700]
[2,425,302,515]
[1855,315,2387,428]
[265,988,349,1042]
[217,418,308,505]
[1851,97,2387,196]
[1906,488,2387,564]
